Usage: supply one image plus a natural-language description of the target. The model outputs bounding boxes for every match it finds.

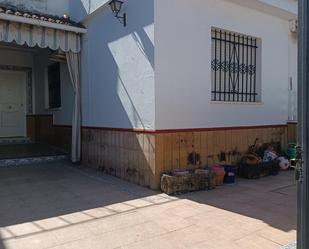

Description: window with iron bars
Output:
[211,28,260,102]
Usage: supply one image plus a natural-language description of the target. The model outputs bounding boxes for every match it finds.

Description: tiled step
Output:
[0,155,68,167]
[0,137,31,145]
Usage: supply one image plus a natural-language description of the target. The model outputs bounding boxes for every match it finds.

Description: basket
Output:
[161,174,192,195]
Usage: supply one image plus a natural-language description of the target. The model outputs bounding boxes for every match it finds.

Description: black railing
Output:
[211,29,258,102]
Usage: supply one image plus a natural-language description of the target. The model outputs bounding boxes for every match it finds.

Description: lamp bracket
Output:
[115,12,126,27]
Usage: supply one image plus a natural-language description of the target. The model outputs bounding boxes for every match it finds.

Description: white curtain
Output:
[66,51,81,163]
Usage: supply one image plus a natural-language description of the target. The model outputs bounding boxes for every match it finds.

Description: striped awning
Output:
[0,19,83,53]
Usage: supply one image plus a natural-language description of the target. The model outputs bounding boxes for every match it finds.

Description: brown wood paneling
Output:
[28,118,296,190]
[81,127,157,189]
[152,125,288,189]
[26,115,71,153]
[26,115,36,141]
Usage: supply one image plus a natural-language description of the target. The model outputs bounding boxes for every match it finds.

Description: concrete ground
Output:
[0,162,296,249]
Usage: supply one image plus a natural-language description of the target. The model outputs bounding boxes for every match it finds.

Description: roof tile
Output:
[0,4,84,28]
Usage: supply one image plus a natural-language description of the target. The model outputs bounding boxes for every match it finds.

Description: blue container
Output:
[223,165,238,184]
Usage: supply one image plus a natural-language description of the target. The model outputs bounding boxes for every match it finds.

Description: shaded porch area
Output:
[0,42,73,164]
[0,4,86,163]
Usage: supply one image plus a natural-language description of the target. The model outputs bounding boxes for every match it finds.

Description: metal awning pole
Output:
[298,0,309,248]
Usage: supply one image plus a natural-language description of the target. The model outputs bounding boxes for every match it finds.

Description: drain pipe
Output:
[297,0,309,248]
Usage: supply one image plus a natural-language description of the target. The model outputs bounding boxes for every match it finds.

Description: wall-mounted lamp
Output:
[109,0,126,27]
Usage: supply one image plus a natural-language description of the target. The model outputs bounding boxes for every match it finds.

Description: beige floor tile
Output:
[106,203,136,213]
[5,222,42,237]
[0,227,14,240]
[234,234,282,249]
[82,207,116,218]
[122,236,187,249]
[34,217,69,230]
[85,211,149,235]
[192,240,241,249]
[3,232,60,249]
[123,199,154,208]
[51,223,94,245]
[59,212,93,224]
[55,221,168,249]
[152,213,195,232]
[257,226,297,246]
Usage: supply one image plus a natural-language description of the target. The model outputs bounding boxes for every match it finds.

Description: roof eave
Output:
[0,12,87,34]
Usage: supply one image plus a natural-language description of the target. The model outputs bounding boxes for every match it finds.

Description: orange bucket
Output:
[215,171,226,186]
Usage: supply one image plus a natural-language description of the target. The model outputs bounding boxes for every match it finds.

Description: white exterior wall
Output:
[0,0,69,16]
[228,0,297,20]
[81,0,155,129]
[69,0,109,22]
[0,0,297,131]
[154,0,297,129]
[258,0,297,11]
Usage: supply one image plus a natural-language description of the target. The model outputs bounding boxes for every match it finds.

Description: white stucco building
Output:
[0,0,298,188]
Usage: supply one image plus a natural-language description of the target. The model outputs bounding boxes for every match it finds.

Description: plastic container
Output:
[285,143,297,160]
[211,164,225,173]
[211,164,225,186]
[223,165,238,184]
[215,171,225,186]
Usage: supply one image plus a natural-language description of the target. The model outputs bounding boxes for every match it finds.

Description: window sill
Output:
[210,101,263,105]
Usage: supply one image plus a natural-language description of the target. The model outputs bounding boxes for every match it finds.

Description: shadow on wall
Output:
[82,0,154,129]
[69,0,89,21]
[69,0,111,22]
[80,0,156,188]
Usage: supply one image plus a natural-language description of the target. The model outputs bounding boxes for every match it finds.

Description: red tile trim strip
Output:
[52,124,288,134]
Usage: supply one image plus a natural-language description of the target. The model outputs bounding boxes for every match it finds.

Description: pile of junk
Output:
[161,140,297,195]
[238,139,297,179]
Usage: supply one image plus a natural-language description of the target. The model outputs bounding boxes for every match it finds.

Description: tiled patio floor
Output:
[0,163,296,249]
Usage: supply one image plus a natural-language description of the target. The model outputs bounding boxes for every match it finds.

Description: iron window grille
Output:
[47,62,62,109]
[211,28,259,102]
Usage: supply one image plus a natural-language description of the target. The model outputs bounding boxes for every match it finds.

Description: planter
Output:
[161,169,216,195]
